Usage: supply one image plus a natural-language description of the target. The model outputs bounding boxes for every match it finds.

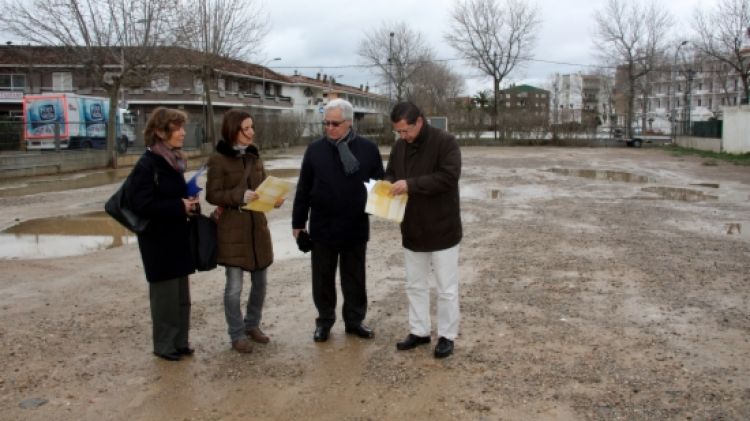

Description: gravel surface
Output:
[0,146,748,420]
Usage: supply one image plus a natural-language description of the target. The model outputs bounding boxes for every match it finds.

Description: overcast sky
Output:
[262,0,714,96]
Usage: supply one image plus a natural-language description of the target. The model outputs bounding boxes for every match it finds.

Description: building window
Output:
[52,72,72,91]
[193,76,204,94]
[708,98,712,109]
[151,74,169,92]
[697,98,702,107]
[0,74,26,91]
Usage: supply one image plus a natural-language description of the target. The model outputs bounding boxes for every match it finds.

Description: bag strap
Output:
[241,156,253,189]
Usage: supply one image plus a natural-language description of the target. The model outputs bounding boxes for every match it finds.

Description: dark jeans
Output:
[149,276,191,355]
[311,241,367,328]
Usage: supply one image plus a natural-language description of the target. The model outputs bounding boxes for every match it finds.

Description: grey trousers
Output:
[224,266,267,342]
[149,276,191,355]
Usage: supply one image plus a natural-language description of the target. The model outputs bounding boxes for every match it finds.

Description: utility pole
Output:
[261,57,282,104]
[388,32,394,107]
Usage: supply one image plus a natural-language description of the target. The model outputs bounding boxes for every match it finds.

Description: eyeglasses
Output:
[322,120,345,127]
[393,124,416,135]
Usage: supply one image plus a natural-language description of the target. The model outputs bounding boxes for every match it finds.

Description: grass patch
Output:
[666,145,750,165]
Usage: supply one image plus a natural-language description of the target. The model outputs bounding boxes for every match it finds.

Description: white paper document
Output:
[242,176,292,212]
[364,179,408,223]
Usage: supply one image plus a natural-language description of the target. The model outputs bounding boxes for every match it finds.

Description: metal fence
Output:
[691,120,722,138]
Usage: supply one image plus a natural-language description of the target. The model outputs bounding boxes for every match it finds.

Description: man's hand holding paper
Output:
[364,179,408,223]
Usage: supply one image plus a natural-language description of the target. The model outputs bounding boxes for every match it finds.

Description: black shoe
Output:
[434,337,454,359]
[176,346,195,356]
[313,326,330,342]
[153,351,182,361]
[345,323,374,339]
[396,333,431,351]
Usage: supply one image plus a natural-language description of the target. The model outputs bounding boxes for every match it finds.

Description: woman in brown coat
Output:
[206,109,282,353]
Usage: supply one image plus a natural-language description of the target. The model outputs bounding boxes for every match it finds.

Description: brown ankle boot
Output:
[246,327,270,344]
[231,338,253,353]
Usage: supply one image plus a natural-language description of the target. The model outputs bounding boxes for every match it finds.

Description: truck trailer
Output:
[23,93,134,151]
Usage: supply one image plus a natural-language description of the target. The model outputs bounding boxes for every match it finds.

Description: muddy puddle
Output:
[0,211,135,259]
[0,211,304,261]
[639,186,718,202]
[546,168,650,183]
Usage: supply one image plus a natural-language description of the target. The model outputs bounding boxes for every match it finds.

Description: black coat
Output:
[128,150,195,282]
[292,134,384,248]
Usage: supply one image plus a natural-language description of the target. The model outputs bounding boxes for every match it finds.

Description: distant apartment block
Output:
[497,84,550,127]
[614,58,742,135]
[550,73,614,129]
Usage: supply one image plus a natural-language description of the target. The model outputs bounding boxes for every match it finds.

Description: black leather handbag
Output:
[104,176,149,234]
[190,214,218,271]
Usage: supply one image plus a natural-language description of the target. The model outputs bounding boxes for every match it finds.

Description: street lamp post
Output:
[671,40,688,142]
[261,57,281,103]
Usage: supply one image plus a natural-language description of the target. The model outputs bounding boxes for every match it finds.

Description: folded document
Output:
[242,176,292,212]
[365,179,407,223]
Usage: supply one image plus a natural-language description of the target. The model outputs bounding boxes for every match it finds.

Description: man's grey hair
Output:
[325,99,354,121]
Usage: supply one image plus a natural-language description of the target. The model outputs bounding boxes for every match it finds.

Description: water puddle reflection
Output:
[690,183,720,189]
[0,211,135,259]
[640,186,718,202]
[0,211,306,261]
[546,168,650,183]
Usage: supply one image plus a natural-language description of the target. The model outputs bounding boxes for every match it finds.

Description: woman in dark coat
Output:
[128,107,198,362]
[206,109,281,353]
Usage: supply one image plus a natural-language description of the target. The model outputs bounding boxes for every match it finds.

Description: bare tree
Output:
[357,21,433,104]
[408,61,465,115]
[693,0,750,104]
[593,0,673,138]
[174,0,269,144]
[445,0,541,141]
[0,0,174,167]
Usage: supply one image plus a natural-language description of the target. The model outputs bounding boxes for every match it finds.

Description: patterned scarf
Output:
[150,140,187,173]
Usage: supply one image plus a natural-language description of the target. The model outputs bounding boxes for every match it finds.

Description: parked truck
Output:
[23,93,135,151]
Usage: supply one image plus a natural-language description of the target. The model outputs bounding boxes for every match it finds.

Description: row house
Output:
[285,72,389,137]
[614,57,743,135]
[0,45,293,146]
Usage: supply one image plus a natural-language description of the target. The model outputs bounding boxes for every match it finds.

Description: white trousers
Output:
[403,245,460,340]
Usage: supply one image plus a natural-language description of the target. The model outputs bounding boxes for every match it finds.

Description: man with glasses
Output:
[386,101,462,359]
[292,98,384,343]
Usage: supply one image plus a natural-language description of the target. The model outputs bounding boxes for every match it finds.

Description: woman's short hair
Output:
[144,107,188,146]
[221,109,254,145]
[324,99,354,121]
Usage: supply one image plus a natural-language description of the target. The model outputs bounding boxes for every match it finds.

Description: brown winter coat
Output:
[206,140,273,271]
[385,124,462,252]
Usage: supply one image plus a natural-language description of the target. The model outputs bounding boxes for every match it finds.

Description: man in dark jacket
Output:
[385,101,462,359]
[292,98,384,342]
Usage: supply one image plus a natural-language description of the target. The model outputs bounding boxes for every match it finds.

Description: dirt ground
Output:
[1,146,749,421]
